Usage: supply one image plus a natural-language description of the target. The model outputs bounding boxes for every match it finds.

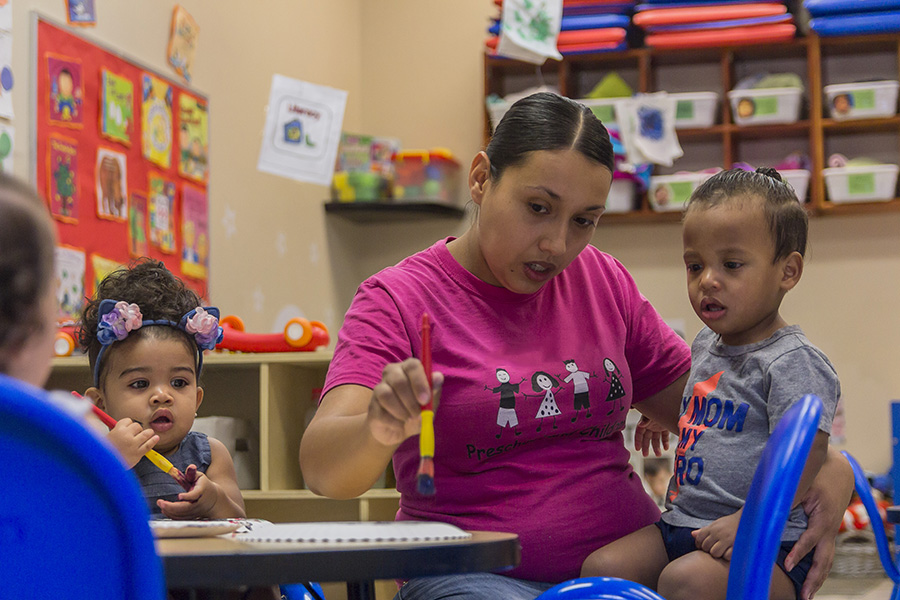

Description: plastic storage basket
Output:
[670,92,718,129]
[824,80,899,120]
[824,164,899,203]
[831,531,891,578]
[728,87,802,125]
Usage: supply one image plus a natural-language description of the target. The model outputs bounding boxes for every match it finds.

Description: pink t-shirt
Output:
[323,238,691,583]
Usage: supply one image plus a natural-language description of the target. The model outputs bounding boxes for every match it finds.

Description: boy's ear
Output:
[781,252,803,291]
[84,387,105,411]
[468,151,491,207]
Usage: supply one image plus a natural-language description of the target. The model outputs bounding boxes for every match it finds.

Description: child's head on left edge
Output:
[77,258,220,453]
[681,167,807,346]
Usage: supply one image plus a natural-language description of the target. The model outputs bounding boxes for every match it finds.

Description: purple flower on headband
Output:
[97,302,143,346]
[184,307,221,350]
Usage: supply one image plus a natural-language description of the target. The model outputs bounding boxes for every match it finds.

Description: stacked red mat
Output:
[488,0,635,56]
[633,2,796,49]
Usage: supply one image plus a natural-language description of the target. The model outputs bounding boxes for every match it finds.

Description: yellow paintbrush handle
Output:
[420,409,435,458]
[145,449,175,472]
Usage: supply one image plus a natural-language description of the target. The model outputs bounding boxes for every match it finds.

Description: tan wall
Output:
[14,2,895,471]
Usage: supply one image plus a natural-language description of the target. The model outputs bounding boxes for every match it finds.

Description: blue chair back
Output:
[841,450,900,584]
[0,374,165,599]
[537,394,823,600]
[727,393,822,600]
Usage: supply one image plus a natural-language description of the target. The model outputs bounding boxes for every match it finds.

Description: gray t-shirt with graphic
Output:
[660,325,840,541]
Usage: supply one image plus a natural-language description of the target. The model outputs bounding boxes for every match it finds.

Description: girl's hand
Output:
[156,465,219,519]
[107,418,158,468]
[692,510,742,560]
[633,415,671,457]
[366,358,443,448]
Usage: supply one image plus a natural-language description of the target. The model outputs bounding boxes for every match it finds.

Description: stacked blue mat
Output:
[805,0,900,36]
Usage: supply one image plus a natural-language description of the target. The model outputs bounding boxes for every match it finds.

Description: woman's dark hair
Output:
[0,174,57,372]
[686,167,808,261]
[77,258,203,385]
[487,92,614,181]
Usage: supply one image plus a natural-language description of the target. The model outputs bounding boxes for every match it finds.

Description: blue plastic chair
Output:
[841,450,900,600]
[538,393,824,600]
[0,373,165,599]
[281,581,327,599]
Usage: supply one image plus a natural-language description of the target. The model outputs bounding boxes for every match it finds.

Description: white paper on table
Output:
[237,521,472,543]
[257,74,347,187]
[496,0,563,65]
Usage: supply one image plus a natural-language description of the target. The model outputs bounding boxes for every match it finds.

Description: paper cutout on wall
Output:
[47,53,83,127]
[167,5,198,83]
[141,73,173,168]
[0,122,13,174]
[66,0,96,27]
[95,147,128,221]
[0,32,12,119]
[0,2,11,32]
[101,68,134,146]
[90,254,123,295]
[55,245,86,325]
[181,183,208,280]
[48,133,79,223]
[496,0,563,65]
[128,191,148,258]
[257,74,347,186]
[149,172,176,254]
[178,92,208,182]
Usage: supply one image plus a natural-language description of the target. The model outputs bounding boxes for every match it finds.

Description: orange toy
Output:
[215,315,329,353]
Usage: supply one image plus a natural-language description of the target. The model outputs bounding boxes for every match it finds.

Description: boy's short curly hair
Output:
[77,258,202,386]
[0,174,56,373]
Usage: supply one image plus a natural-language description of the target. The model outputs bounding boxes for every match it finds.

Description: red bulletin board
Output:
[34,15,210,315]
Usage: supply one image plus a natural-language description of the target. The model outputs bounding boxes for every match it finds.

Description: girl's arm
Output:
[299,360,443,499]
[157,437,246,519]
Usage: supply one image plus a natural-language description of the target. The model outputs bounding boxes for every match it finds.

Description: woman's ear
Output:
[781,251,804,291]
[468,151,491,207]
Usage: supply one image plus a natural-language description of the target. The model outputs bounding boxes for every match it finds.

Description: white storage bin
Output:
[824,80,899,120]
[192,416,259,489]
[487,100,511,132]
[727,87,802,125]
[606,178,636,213]
[649,172,713,212]
[780,169,811,202]
[580,98,622,130]
[824,164,899,203]
[671,92,718,129]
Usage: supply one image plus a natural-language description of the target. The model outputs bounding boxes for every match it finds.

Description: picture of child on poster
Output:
[48,54,84,126]
[178,93,209,182]
[49,133,79,222]
[149,173,176,253]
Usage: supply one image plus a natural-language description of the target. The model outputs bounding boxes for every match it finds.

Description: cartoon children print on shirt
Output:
[530,371,562,433]
[603,358,627,415]
[485,368,525,439]
[563,359,593,423]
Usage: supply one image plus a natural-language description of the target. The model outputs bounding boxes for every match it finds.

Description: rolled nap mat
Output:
[633,2,786,27]
[560,40,631,53]
[645,22,796,47]
[644,14,792,32]
[488,14,630,34]
[803,0,900,17]
[485,28,628,50]
[639,0,779,4]
[809,10,900,35]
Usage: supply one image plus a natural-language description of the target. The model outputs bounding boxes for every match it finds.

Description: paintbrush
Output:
[416,313,436,496]
[86,401,192,491]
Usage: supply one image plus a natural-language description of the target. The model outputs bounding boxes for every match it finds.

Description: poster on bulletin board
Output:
[32,14,210,324]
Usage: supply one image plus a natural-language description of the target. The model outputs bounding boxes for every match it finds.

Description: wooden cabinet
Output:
[484,33,900,222]
[47,352,400,523]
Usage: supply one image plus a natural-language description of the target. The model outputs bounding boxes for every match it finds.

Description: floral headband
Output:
[93,299,224,386]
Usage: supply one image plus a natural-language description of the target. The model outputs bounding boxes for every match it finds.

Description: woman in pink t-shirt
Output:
[299,93,852,600]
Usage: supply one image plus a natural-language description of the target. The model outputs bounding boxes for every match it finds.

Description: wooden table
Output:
[158,530,520,600]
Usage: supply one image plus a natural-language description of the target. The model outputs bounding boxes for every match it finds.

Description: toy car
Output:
[216,315,329,353]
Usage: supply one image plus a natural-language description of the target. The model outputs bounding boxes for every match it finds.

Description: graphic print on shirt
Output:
[669,370,749,503]
[602,358,626,416]
[530,370,562,433]
[563,359,594,423]
[485,368,525,439]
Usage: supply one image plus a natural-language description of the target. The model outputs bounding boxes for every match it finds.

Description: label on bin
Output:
[755,96,778,116]
[676,100,694,120]
[669,181,695,204]
[848,173,876,196]
[852,89,875,111]
[589,104,616,124]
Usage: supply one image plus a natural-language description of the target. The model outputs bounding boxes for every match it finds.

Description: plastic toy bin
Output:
[670,92,718,129]
[823,164,899,203]
[393,149,462,205]
[649,172,712,212]
[727,87,802,125]
[780,169,811,203]
[824,80,899,120]
[579,98,622,130]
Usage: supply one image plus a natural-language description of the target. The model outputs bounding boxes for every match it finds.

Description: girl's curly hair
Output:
[77,258,202,384]
[0,175,56,373]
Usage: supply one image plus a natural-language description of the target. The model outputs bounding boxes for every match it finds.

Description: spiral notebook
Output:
[236,521,472,543]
